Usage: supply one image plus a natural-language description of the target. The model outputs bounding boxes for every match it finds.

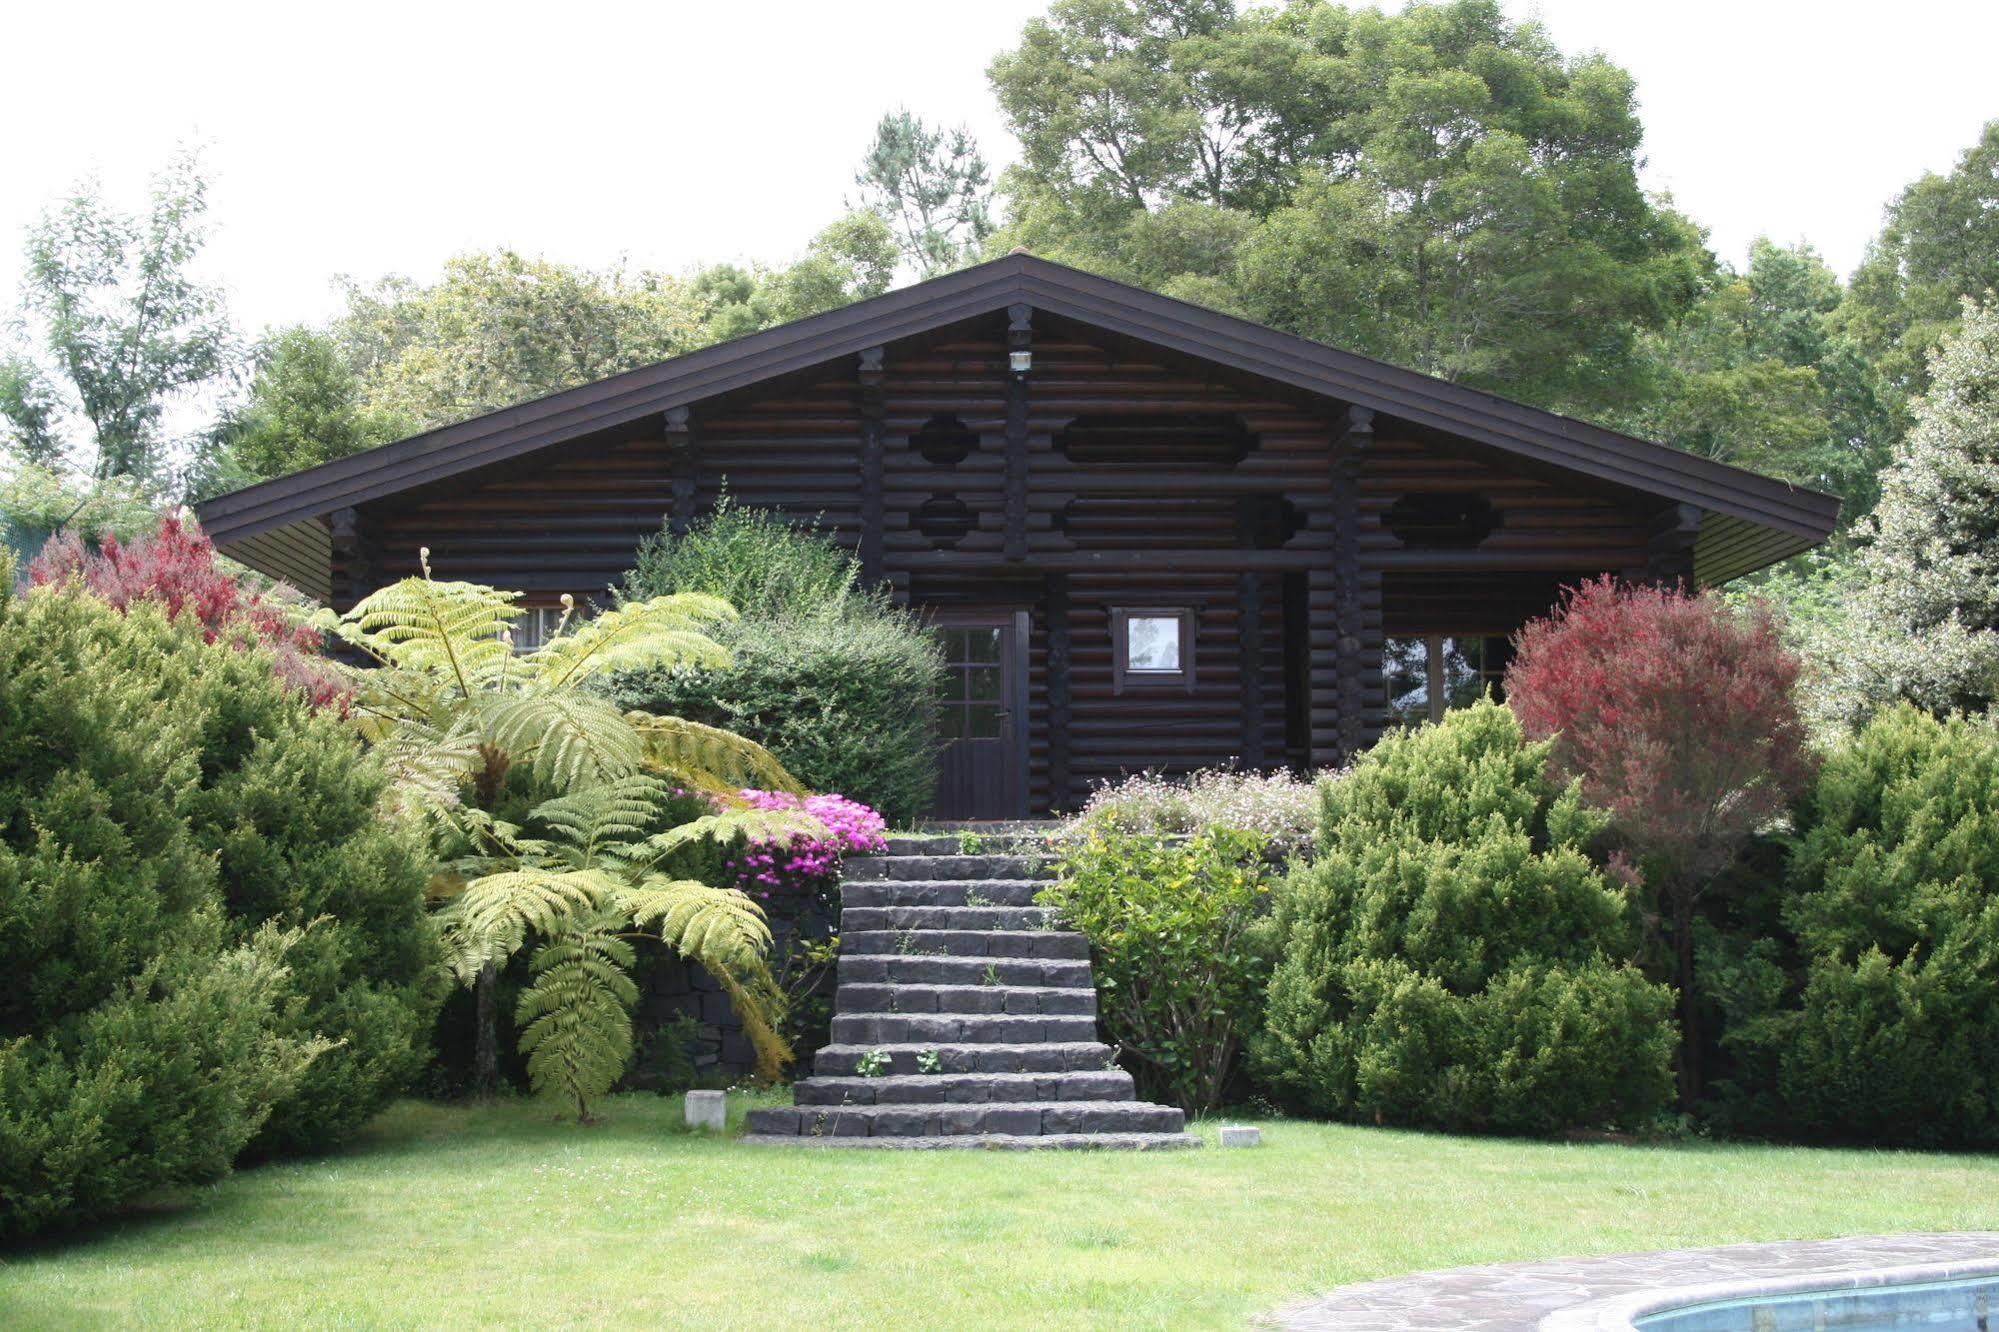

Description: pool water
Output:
[1634,1272,1998,1330]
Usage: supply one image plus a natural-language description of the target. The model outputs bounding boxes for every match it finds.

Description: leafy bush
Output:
[1253,702,1676,1134]
[607,502,944,823]
[1506,576,1812,1104]
[1710,706,1999,1147]
[622,493,861,621]
[1063,766,1324,861]
[0,578,329,1237]
[1041,829,1275,1112]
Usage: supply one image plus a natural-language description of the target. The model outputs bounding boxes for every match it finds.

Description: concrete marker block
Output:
[685,1089,727,1132]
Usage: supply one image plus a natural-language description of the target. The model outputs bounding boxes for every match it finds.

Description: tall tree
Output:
[0,149,235,484]
[1619,240,1895,519]
[327,217,896,437]
[989,0,1706,413]
[854,110,996,277]
[336,250,707,432]
[1826,299,1999,725]
[199,327,413,492]
[1837,121,1999,408]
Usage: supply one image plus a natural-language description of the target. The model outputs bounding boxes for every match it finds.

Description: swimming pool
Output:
[1629,1269,1998,1330]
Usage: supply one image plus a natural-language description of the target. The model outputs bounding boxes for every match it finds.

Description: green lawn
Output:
[5,1094,1998,1330]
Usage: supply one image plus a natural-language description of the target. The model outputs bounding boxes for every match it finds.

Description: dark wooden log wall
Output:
[343,314,1664,812]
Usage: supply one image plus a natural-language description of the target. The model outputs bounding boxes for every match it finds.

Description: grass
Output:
[5,1093,1999,1329]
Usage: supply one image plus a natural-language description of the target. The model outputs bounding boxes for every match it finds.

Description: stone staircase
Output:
[742,833,1201,1149]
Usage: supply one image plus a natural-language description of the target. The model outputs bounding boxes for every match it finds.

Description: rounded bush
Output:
[1747,705,1999,1146]
[1252,702,1676,1133]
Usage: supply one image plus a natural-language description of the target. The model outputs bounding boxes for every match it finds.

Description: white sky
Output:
[1,0,1993,339]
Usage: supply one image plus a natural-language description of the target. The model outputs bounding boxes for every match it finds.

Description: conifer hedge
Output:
[0,574,437,1236]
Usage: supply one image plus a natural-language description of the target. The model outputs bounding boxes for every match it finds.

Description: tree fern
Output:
[335,561,824,1114]
[516,916,639,1122]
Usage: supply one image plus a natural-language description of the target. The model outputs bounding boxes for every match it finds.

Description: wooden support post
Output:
[1331,404,1373,764]
[1004,303,1031,563]
[857,346,886,585]
[1045,572,1072,812]
[1236,499,1266,768]
[665,407,698,537]
[328,506,373,610]
[1643,502,1702,588]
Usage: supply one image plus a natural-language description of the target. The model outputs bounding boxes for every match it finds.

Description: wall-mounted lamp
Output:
[1009,349,1033,375]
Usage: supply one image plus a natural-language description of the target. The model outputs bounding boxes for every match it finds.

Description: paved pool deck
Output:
[1268,1231,1999,1330]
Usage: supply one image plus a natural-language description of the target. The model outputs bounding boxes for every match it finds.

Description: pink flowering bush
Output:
[724,790,887,896]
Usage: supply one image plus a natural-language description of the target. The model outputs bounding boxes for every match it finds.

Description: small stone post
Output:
[1218,1125,1262,1148]
[684,1089,726,1132]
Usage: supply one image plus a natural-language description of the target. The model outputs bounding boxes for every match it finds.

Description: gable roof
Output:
[196,253,1839,584]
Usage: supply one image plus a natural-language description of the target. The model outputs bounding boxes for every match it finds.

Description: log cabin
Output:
[195,253,1839,819]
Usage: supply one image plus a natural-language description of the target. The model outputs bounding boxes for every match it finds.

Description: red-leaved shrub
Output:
[30,511,348,709]
[1505,576,1813,1103]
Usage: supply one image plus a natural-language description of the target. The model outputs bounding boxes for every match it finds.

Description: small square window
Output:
[1125,616,1183,672]
[1112,607,1194,694]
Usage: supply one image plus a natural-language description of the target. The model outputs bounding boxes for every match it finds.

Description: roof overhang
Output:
[197,253,1838,587]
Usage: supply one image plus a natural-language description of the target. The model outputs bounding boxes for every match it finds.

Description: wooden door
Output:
[930,611,1029,820]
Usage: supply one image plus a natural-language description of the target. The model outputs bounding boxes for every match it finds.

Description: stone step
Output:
[814,1040,1115,1077]
[880,834,1059,857]
[745,1099,1185,1139]
[841,879,1046,909]
[837,953,1093,988]
[841,929,1089,960]
[837,982,1095,1016]
[842,904,1057,933]
[740,1131,1202,1151]
[830,1012,1100,1046]
[845,854,1056,882]
[792,1069,1135,1105]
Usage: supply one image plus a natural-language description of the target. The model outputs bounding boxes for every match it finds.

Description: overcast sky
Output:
[1,0,1992,337]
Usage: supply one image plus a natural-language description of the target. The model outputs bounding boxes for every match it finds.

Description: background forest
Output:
[5,0,1997,730]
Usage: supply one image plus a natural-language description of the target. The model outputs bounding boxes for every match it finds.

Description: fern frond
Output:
[527,774,671,866]
[616,876,774,966]
[713,965,793,1084]
[616,807,824,876]
[615,877,790,1082]
[630,713,807,794]
[527,593,737,689]
[455,866,622,952]
[483,692,644,791]
[516,917,639,1120]
[340,575,520,697]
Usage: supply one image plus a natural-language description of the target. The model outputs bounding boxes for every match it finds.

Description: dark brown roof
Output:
[196,253,1838,583]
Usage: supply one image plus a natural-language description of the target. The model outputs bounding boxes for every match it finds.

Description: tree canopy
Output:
[0,149,234,485]
[990,0,1708,413]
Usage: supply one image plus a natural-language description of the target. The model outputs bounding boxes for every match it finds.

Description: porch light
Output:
[1009,349,1032,375]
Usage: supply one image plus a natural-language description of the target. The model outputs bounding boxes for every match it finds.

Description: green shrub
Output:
[1714,705,1999,1147]
[183,669,443,1156]
[1252,702,1676,1133]
[1063,767,1324,861]
[606,614,942,823]
[1041,829,1275,1112]
[0,581,327,1237]
[622,492,861,621]
[607,499,944,823]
